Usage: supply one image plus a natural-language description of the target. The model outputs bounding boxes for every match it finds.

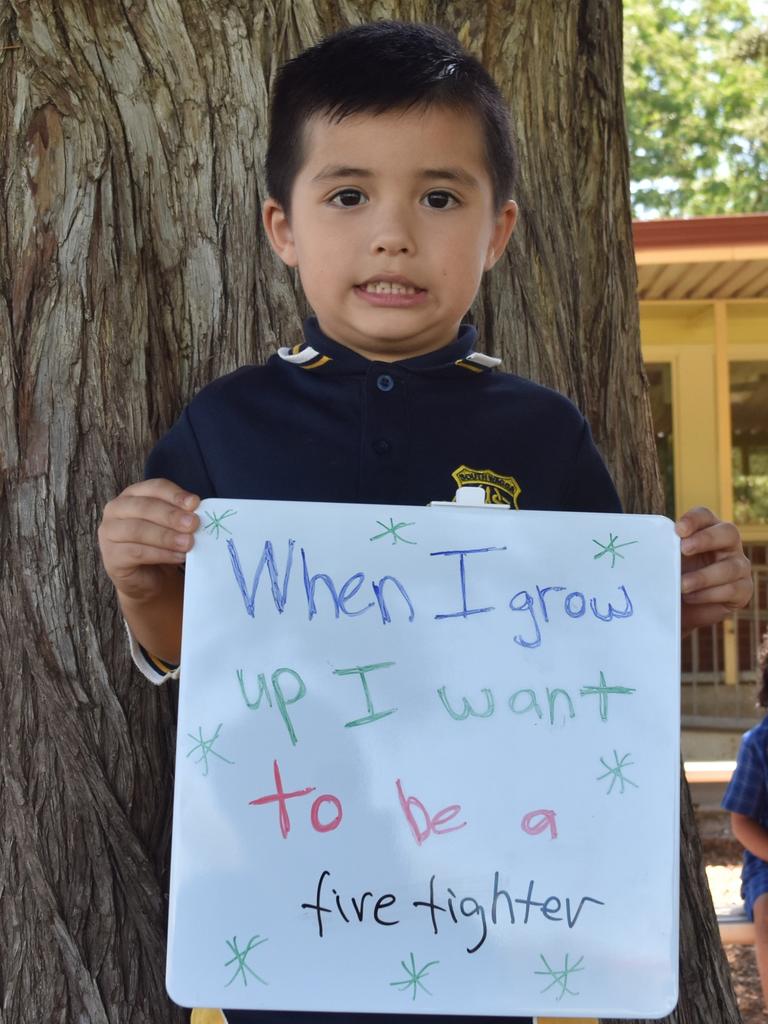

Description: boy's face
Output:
[263,105,517,361]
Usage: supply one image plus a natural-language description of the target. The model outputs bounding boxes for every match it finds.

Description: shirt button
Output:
[373,439,391,455]
[376,374,395,392]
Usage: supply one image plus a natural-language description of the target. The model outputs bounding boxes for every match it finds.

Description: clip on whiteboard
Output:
[429,485,510,509]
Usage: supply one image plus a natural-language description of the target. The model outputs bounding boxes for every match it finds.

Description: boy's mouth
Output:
[354,276,428,305]
[360,280,421,296]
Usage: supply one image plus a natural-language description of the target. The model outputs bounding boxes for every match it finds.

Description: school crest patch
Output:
[451,465,521,508]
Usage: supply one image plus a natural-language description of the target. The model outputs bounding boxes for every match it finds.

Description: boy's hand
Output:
[675,507,752,634]
[98,479,201,601]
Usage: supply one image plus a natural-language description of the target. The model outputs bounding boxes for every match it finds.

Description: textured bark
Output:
[0,1,741,1022]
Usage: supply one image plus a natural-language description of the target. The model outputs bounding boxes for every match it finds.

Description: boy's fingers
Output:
[102,517,196,556]
[102,494,200,533]
[681,581,752,608]
[678,520,742,557]
[109,544,189,575]
[681,555,752,596]
[682,603,738,632]
[674,506,719,540]
[120,478,200,510]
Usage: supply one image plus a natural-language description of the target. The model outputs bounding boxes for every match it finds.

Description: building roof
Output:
[633,214,768,301]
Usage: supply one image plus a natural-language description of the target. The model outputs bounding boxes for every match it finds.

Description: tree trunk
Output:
[0,1,742,1022]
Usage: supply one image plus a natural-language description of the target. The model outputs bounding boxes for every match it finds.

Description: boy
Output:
[98,21,752,1024]
[722,632,768,1010]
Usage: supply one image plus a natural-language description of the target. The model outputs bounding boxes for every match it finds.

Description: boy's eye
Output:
[328,189,367,208]
[422,190,459,210]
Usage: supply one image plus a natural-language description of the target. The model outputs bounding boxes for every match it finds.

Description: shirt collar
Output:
[276,317,499,375]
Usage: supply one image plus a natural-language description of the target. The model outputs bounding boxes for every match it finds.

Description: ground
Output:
[704,836,764,1024]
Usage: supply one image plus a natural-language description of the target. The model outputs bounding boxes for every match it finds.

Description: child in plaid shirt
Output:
[723,631,768,1006]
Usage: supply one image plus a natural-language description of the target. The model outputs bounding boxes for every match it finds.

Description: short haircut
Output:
[266,21,517,216]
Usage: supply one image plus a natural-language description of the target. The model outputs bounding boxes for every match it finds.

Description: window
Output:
[646,363,676,520]
[731,361,768,525]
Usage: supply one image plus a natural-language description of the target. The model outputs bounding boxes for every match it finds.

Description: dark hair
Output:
[266,21,517,216]
[758,631,768,708]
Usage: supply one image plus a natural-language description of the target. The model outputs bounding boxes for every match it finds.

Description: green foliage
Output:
[733,473,768,524]
[732,446,768,524]
[624,0,768,218]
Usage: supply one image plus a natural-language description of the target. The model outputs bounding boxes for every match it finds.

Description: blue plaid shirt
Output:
[722,715,768,879]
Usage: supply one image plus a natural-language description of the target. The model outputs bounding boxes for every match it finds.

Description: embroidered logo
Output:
[451,465,522,508]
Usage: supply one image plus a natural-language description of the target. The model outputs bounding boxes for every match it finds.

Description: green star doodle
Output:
[203,508,237,539]
[389,953,439,1000]
[592,532,638,568]
[186,724,235,776]
[598,750,639,795]
[370,517,417,545]
[224,934,268,987]
[534,953,584,1000]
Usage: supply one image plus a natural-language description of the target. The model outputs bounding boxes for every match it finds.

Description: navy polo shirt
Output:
[146,317,621,516]
[146,318,620,1024]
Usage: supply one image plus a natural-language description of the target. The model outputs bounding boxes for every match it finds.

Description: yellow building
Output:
[635,214,768,751]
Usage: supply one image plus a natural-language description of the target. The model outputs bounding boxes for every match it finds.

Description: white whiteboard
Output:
[167,499,680,1018]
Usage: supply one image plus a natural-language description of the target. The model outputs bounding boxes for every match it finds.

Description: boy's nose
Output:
[369,214,415,256]
[371,234,414,256]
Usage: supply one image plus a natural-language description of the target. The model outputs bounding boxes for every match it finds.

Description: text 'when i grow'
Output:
[225,538,634,648]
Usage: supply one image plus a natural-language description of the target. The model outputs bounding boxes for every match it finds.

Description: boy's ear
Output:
[262,198,298,267]
[484,200,518,271]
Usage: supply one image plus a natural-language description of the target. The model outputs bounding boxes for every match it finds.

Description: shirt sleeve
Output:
[722,733,766,819]
[125,621,181,685]
[144,406,216,498]
[560,419,623,513]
